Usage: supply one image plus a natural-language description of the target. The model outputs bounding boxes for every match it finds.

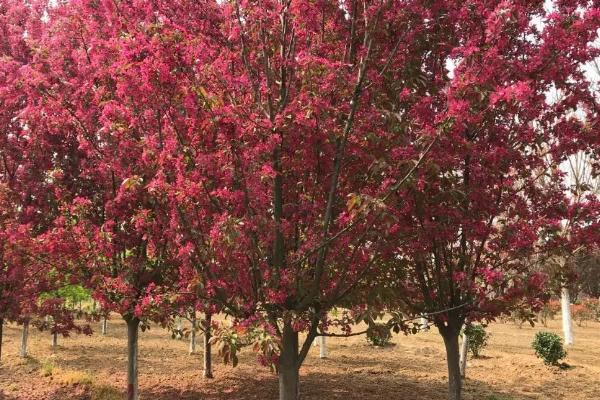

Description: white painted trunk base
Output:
[459,334,469,378]
[20,322,29,358]
[561,287,574,346]
[319,336,328,359]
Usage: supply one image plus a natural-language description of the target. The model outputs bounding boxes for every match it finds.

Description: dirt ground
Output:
[0,316,599,400]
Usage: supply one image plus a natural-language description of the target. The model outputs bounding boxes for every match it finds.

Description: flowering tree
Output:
[376,3,600,400]
[161,1,450,399]
[15,1,183,398]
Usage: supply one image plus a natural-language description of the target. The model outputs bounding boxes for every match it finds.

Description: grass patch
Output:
[91,384,122,400]
[54,369,95,386]
[40,358,55,377]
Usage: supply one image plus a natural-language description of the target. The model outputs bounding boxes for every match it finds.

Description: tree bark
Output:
[52,330,58,349]
[278,320,300,400]
[420,315,430,331]
[176,318,183,340]
[101,317,108,335]
[561,287,574,345]
[203,313,213,378]
[441,329,461,400]
[0,318,3,360]
[189,317,196,355]
[126,317,140,400]
[20,321,29,358]
[318,335,328,359]
[459,332,469,379]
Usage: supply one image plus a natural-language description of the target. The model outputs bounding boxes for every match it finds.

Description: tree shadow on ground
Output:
[1,369,537,400]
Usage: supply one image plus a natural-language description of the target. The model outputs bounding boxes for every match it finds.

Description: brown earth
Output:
[0,316,598,400]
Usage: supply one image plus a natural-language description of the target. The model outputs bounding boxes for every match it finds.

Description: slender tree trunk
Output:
[0,318,3,360]
[52,329,58,349]
[20,321,29,358]
[176,318,183,340]
[278,321,300,400]
[126,317,140,400]
[561,287,574,345]
[318,335,328,359]
[420,315,429,331]
[203,313,213,378]
[459,333,469,379]
[189,313,196,354]
[441,329,461,400]
[101,317,108,335]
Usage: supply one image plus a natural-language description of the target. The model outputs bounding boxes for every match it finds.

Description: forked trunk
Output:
[442,329,462,400]
[561,287,574,345]
[20,321,29,358]
[278,321,300,400]
[203,313,213,378]
[126,317,140,400]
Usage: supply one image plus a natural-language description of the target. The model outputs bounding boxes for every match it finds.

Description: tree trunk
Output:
[318,335,328,359]
[203,313,213,378]
[420,315,429,331]
[101,317,108,335]
[0,318,3,360]
[176,318,183,340]
[126,317,140,400]
[189,313,196,354]
[52,330,58,349]
[278,321,300,400]
[561,287,574,345]
[441,329,461,400]
[459,333,469,379]
[20,321,29,358]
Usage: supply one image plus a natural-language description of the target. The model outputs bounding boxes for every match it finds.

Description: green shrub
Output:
[532,331,566,366]
[366,323,391,347]
[463,324,489,357]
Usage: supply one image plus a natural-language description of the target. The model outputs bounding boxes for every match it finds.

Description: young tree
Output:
[163,2,438,399]
[376,3,600,400]
[16,2,184,398]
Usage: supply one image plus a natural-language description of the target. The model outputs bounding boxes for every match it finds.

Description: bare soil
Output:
[0,317,598,400]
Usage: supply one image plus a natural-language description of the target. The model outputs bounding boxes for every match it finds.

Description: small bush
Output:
[40,359,55,377]
[532,331,566,366]
[463,324,489,357]
[366,323,391,347]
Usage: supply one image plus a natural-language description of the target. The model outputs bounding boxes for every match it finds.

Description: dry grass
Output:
[90,384,122,400]
[0,316,599,399]
[52,369,95,386]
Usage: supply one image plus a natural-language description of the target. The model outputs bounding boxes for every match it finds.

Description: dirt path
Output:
[0,317,598,399]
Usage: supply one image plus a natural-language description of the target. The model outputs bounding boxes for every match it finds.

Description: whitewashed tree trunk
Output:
[561,287,574,345]
[126,318,140,400]
[176,318,183,340]
[189,312,197,355]
[319,335,328,359]
[189,329,196,354]
[420,315,429,331]
[101,317,108,335]
[459,333,469,378]
[20,321,29,358]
